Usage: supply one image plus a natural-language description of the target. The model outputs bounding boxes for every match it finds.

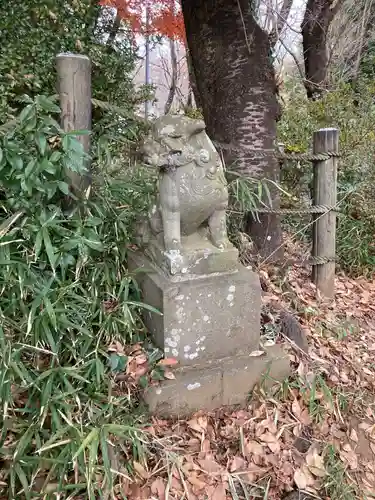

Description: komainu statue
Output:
[136,115,238,276]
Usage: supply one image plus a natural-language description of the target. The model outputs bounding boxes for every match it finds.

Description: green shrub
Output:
[278,79,375,276]
[0,96,156,498]
[0,0,152,161]
[0,1,132,116]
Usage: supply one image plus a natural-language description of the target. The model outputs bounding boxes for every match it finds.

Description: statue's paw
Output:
[212,238,229,249]
[165,239,182,253]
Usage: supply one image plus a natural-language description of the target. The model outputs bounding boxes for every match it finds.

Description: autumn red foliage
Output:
[99,0,186,42]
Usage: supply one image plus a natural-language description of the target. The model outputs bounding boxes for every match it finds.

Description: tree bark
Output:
[164,39,178,114]
[186,46,202,109]
[186,85,193,108]
[301,0,343,99]
[181,0,283,261]
[106,12,121,47]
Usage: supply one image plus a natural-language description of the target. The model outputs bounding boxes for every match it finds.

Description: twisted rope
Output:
[255,205,339,215]
[277,151,340,161]
[241,254,336,266]
[212,141,340,162]
[309,256,336,264]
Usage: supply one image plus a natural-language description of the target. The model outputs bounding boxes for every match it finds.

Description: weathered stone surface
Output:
[221,345,290,406]
[144,345,290,417]
[137,115,234,277]
[145,232,238,277]
[129,251,261,366]
[145,364,222,417]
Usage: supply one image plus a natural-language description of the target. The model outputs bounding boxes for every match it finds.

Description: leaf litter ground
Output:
[113,238,375,499]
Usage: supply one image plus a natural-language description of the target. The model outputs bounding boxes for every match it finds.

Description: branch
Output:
[278,37,305,81]
[106,12,121,47]
[164,38,178,114]
[269,0,295,47]
[260,0,301,37]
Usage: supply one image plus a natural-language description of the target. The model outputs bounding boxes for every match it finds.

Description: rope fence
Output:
[212,140,341,163]
[216,131,340,299]
[255,205,338,215]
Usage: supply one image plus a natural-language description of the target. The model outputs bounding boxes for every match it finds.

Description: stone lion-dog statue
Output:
[136,115,238,276]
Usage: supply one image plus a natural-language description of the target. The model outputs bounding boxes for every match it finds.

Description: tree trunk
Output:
[186,85,193,108]
[181,0,283,261]
[186,46,202,109]
[269,0,294,47]
[301,0,343,99]
[164,39,178,114]
[106,12,121,47]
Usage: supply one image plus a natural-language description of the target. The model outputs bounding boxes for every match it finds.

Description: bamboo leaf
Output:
[14,464,31,500]
[42,227,56,269]
[0,211,23,238]
[100,429,113,489]
[34,230,43,260]
[72,428,99,460]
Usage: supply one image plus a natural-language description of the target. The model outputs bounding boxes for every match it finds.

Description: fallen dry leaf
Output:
[150,477,165,498]
[164,370,175,380]
[244,440,264,456]
[340,443,359,470]
[294,468,307,489]
[133,461,149,480]
[187,472,207,490]
[207,483,226,500]
[135,353,147,365]
[170,475,183,492]
[249,350,265,357]
[349,428,358,443]
[187,416,207,433]
[198,457,223,474]
[306,448,326,478]
[365,472,375,486]
[259,432,277,443]
[201,438,211,453]
[229,455,247,472]
[364,424,375,440]
[359,422,371,432]
[158,357,179,366]
[292,398,302,418]
[259,432,280,453]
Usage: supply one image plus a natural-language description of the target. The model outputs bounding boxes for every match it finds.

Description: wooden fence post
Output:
[56,52,92,194]
[311,128,339,299]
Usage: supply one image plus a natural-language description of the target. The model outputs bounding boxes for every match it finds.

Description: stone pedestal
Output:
[128,251,290,417]
[145,231,239,276]
[132,115,290,416]
[144,346,289,417]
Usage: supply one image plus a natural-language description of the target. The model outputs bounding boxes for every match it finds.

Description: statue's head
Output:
[141,115,208,168]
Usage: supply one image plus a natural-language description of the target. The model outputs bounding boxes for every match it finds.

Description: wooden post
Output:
[56,52,92,194]
[311,128,339,299]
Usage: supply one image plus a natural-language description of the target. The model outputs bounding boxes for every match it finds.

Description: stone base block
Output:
[144,345,290,417]
[128,251,261,366]
[145,232,239,277]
